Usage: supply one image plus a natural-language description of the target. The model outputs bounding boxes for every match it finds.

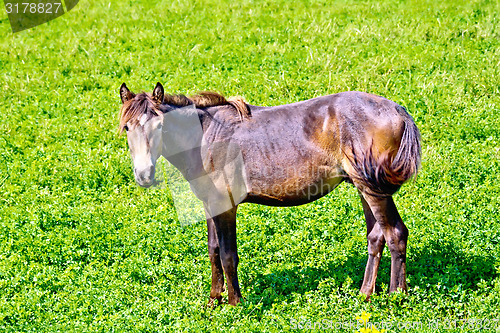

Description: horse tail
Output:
[348,115,421,196]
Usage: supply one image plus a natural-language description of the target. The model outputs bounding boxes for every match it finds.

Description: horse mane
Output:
[119,91,251,133]
[187,91,251,121]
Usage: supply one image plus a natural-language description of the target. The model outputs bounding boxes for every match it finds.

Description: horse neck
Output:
[161,104,242,179]
[161,106,205,179]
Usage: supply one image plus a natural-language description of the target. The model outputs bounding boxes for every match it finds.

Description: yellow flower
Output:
[355,311,386,333]
[356,311,371,325]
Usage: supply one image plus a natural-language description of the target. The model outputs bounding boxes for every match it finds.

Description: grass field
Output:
[1,0,500,331]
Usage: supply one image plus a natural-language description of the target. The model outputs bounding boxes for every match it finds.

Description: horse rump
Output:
[347,117,421,196]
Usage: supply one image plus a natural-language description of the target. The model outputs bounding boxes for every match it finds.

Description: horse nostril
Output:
[135,169,145,182]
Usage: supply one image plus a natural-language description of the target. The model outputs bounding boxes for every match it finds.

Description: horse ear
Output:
[153,82,164,104]
[120,83,135,104]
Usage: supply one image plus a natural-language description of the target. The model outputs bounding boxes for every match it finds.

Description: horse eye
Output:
[124,125,129,132]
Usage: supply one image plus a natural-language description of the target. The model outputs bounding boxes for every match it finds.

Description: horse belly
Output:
[244,162,344,206]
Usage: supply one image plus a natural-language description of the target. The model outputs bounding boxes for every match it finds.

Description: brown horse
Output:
[118,82,421,306]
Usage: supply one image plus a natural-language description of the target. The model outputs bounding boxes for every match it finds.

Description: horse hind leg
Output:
[359,193,386,299]
[361,193,409,294]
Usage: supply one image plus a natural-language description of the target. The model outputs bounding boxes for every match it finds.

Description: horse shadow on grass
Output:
[246,239,498,309]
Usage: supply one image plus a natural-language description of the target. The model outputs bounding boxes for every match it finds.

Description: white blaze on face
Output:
[139,113,148,126]
[126,114,163,187]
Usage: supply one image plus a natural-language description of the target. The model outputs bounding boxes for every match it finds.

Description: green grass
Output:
[1,0,500,331]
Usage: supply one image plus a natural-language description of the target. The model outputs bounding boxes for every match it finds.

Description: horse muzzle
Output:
[134,165,155,188]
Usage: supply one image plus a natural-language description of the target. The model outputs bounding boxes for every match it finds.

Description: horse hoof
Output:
[207,297,222,309]
[228,296,242,306]
[359,290,372,302]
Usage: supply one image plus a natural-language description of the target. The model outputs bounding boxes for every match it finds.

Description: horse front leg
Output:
[206,214,225,307]
[208,206,242,305]
[359,194,386,299]
[361,193,408,294]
